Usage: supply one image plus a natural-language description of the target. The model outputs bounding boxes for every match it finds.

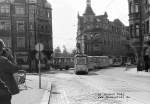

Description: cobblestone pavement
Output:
[47,69,147,104]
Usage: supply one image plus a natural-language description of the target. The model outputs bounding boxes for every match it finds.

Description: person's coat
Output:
[0,56,20,95]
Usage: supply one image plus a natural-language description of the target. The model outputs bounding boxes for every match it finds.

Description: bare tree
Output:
[53,46,62,57]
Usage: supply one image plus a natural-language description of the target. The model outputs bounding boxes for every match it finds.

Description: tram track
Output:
[73,71,147,104]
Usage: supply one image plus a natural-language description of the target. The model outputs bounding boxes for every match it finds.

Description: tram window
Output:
[76,57,86,65]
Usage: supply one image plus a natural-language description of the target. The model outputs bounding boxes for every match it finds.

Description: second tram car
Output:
[87,56,110,70]
[52,57,74,70]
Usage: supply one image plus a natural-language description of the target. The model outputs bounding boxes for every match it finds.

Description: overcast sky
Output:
[48,0,129,52]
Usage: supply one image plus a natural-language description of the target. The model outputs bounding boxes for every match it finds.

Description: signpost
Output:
[35,43,44,89]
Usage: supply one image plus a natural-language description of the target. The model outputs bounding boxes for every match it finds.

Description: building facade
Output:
[128,0,150,71]
[0,0,53,71]
[77,0,130,57]
[128,0,150,40]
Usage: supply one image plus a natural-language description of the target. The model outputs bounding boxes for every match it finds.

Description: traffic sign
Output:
[35,43,44,52]
[35,52,45,60]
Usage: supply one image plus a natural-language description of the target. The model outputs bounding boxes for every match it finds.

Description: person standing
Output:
[0,78,11,104]
[0,39,20,104]
[144,47,150,72]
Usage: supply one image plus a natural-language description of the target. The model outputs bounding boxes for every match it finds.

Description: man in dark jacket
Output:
[0,78,11,104]
[0,39,20,104]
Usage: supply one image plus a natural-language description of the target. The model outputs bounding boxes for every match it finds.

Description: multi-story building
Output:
[77,0,130,57]
[128,0,150,71]
[128,0,150,40]
[0,0,53,71]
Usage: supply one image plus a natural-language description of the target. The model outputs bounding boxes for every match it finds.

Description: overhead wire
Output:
[102,0,129,25]
[103,0,116,11]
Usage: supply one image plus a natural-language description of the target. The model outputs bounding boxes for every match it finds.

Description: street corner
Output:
[12,75,52,104]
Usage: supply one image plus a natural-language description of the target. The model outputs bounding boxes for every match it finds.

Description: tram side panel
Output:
[52,57,74,70]
[87,56,111,70]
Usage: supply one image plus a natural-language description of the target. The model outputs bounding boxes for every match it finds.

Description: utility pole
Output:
[27,0,31,72]
[10,2,14,55]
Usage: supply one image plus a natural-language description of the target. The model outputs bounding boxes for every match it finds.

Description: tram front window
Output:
[76,57,86,65]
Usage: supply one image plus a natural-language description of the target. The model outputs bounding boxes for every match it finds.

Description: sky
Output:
[48,0,129,52]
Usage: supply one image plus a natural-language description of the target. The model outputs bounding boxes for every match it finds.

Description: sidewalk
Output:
[125,66,150,76]
[11,74,52,104]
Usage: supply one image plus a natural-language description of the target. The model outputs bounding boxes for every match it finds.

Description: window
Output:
[130,25,134,38]
[0,5,10,14]
[15,6,25,15]
[16,21,24,32]
[41,25,44,32]
[129,2,134,13]
[135,24,140,37]
[0,20,10,31]
[16,37,25,48]
[76,57,86,65]
[135,4,139,13]
[146,20,149,34]
[48,12,50,18]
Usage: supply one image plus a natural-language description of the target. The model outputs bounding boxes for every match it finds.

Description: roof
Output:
[84,6,95,15]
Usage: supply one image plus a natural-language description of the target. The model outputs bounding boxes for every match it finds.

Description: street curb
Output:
[40,82,52,104]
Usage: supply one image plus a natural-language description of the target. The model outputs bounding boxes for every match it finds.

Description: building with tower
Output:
[77,0,130,58]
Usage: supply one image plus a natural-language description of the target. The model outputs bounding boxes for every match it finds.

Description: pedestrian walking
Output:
[0,39,20,104]
[125,58,131,71]
[144,47,150,72]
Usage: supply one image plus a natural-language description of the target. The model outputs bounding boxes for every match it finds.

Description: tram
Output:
[52,57,74,70]
[74,54,88,74]
[87,56,110,70]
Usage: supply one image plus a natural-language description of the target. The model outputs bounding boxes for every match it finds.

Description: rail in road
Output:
[48,69,149,104]
[73,72,147,104]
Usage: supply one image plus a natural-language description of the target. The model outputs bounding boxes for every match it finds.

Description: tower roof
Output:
[84,0,95,15]
[84,6,95,15]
